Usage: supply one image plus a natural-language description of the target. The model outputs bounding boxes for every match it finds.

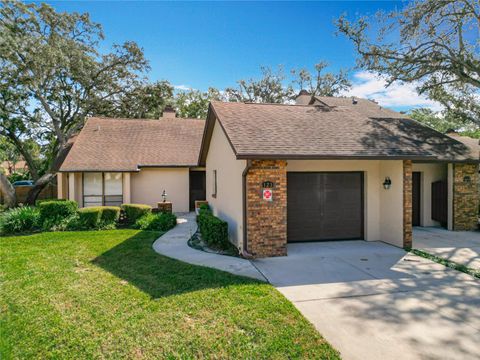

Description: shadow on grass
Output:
[91,230,258,298]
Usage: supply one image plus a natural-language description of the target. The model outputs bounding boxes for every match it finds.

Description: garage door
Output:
[287,172,364,242]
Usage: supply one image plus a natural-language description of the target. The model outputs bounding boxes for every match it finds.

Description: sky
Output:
[46,1,441,112]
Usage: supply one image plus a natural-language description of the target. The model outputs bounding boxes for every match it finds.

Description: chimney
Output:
[162,105,176,118]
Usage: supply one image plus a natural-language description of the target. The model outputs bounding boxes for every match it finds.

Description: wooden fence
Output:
[0,184,57,205]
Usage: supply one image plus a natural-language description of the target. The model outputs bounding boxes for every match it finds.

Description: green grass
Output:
[411,248,480,279]
[0,230,339,359]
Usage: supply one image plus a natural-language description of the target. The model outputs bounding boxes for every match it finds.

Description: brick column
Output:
[246,160,287,257]
[403,160,413,249]
[453,163,479,230]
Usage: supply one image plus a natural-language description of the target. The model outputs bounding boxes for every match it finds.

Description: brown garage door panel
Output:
[287,172,364,242]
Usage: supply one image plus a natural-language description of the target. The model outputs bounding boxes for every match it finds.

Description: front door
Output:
[189,171,206,211]
[412,172,421,226]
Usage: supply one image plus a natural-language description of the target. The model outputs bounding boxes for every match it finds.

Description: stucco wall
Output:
[130,168,189,212]
[205,119,246,248]
[67,172,83,206]
[379,160,404,247]
[412,163,447,227]
[287,160,404,246]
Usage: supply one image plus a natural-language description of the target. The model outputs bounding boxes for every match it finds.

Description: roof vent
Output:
[352,97,358,105]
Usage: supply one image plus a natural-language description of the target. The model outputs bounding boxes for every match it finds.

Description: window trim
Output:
[82,172,123,207]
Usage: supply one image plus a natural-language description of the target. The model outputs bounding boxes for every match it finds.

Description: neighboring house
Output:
[1,160,28,176]
[58,107,206,212]
[58,96,479,258]
[198,95,479,257]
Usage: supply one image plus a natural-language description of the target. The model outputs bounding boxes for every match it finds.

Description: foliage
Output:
[176,88,223,119]
[291,61,351,97]
[7,171,31,183]
[197,210,230,249]
[336,0,480,126]
[100,206,121,226]
[38,200,78,230]
[77,207,102,230]
[0,230,339,358]
[135,212,177,231]
[0,1,149,204]
[224,66,295,103]
[121,203,152,224]
[409,108,480,136]
[109,81,174,119]
[0,206,39,234]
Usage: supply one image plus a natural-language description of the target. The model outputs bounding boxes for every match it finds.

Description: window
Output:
[83,172,123,207]
[212,170,217,198]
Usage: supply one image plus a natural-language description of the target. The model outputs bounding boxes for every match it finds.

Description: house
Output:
[58,106,206,212]
[58,96,479,258]
[198,95,479,257]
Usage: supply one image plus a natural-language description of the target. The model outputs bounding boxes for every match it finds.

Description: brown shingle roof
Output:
[60,117,205,172]
[201,101,478,163]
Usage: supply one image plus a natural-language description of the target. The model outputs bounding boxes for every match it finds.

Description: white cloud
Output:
[174,84,194,91]
[342,71,443,111]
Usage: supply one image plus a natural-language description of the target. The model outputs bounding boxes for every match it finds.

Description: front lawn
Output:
[0,230,339,359]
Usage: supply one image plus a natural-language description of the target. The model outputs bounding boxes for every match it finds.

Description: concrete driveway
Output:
[253,241,480,360]
[414,227,480,270]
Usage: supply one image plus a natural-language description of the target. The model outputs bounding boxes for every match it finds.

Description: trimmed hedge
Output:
[100,206,121,225]
[77,206,121,230]
[135,212,177,231]
[78,207,102,229]
[197,208,229,248]
[38,200,78,230]
[121,204,152,224]
[0,206,40,234]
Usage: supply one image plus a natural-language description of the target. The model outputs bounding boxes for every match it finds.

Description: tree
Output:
[108,81,174,119]
[0,171,15,208]
[175,88,223,119]
[0,1,149,204]
[224,66,295,103]
[336,0,480,125]
[291,61,351,98]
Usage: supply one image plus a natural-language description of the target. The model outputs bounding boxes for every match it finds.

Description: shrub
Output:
[77,207,102,229]
[135,212,177,231]
[100,206,121,227]
[197,211,229,248]
[38,200,78,230]
[0,206,40,234]
[121,204,152,225]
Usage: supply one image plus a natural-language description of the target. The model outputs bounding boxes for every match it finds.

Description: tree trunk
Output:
[25,172,55,205]
[0,173,16,208]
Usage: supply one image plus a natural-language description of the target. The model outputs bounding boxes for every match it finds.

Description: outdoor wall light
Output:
[161,189,168,202]
[383,177,392,190]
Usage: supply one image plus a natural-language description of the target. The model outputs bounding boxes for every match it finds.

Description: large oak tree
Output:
[0,1,149,204]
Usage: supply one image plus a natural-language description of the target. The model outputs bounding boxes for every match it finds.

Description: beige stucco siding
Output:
[205,120,246,248]
[287,160,404,247]
[130,168,189,212]
[412,163,447,227]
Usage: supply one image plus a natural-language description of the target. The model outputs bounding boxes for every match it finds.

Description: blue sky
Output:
[46,1,440,111]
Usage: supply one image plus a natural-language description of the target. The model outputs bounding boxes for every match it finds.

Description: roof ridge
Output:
[88,116,205,122]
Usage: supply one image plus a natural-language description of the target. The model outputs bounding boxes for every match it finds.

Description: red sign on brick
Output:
[263,189,273,201]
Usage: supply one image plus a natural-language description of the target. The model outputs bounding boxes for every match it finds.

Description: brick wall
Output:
[246,160,287,257]
[453,163,479,231]
[403,160,413,249]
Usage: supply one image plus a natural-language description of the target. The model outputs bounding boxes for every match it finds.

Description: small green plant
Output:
[121,204,152,224]
[135,212,177,231]
[38,200,78,230]
[0,206,40,234]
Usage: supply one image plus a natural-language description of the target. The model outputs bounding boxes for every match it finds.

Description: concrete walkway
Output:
[414,227,480,270]
[253,241,480,360]
[152,213,265,281]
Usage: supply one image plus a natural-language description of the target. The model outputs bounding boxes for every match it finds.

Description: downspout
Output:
[241,160,254,258]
